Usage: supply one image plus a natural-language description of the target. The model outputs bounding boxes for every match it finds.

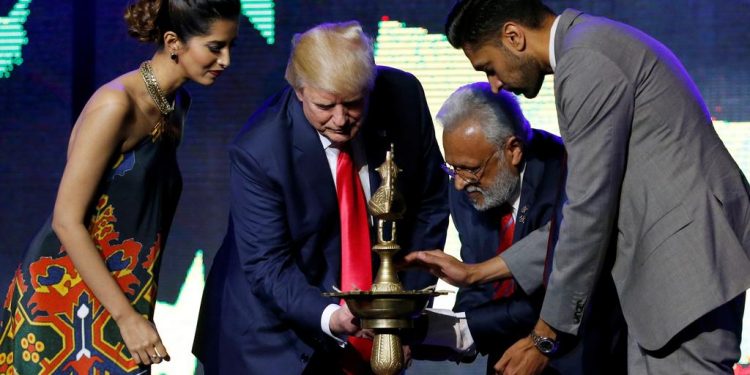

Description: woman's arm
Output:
[51,87,168,365]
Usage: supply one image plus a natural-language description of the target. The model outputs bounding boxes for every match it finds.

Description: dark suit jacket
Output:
[453,129,624,374]
[452,129,563,372]
[453,129,565,314]
[193,66,449,374]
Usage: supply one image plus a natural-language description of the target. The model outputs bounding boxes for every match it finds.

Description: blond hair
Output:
[285,21,376,97]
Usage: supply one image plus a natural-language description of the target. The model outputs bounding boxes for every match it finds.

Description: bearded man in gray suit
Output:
[442,1,750,374]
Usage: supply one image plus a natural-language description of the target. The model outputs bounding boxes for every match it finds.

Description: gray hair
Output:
[437,82,531,149]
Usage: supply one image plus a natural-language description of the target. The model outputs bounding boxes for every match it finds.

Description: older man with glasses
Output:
[406,82,625,374]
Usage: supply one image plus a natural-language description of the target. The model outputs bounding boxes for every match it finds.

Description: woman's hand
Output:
[116,311,170,366]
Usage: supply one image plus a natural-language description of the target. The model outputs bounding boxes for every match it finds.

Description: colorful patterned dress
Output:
[0,127,182,375]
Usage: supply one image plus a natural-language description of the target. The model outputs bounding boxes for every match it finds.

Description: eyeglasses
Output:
[441,150,498,184]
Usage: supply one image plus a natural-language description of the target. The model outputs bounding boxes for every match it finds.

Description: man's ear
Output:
[294,87,304,102]
[501,22,527,53]
[506,135,524,167]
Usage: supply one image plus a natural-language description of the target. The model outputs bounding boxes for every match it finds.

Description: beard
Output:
[515,54,545,99]
[502,48,545,99]
[466,158,521,212]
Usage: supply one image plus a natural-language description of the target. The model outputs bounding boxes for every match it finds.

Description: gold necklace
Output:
[139,60,174,140]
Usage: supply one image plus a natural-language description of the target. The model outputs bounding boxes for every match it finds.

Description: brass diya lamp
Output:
[325,144,446,375]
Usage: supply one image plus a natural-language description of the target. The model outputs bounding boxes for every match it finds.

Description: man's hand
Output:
[403,345,412,369]
[329,303,361,336]
[495,336,549,375]
[401,250,476,287]
[402,250,511,287]
[495,320,554,375]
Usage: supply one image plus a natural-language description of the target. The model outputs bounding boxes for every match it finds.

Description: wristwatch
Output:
[529,330,559,356]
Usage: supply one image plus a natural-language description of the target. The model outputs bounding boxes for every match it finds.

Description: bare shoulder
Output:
[69,72,142,149]
[84,72,138,118]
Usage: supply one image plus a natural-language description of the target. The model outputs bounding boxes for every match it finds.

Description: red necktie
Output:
[493,210,516,299]
[336,146,373,372]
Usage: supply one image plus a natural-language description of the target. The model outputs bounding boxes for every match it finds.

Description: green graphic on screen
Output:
[241,0,275,45]
[152,250,205,375]
[0,0,31,78]
[0,0,275,80]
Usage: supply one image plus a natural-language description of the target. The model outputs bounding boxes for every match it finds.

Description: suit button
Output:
[301,353,310,363]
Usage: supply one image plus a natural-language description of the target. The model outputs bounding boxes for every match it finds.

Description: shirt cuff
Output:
[456,312,475,352]
[321,304,347,346]
[424,308,476,354]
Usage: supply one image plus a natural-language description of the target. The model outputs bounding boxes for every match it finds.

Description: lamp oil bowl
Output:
[338,289,438,328]
[324,144,446,375]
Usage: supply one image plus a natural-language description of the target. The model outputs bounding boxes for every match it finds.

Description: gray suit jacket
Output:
[539,9,750,351]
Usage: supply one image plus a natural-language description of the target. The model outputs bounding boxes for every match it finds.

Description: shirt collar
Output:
[317,132,333,150]
[548,15,561,72]
[511,162,526,215]
[317,131,364,153]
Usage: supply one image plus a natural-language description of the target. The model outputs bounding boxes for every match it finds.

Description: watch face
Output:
[531,332,559,355]
[538,339,555,353]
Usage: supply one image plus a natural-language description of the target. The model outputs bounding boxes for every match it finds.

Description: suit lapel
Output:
[289,96,338,212]
[514,160,536,243]
[513,131,547,242]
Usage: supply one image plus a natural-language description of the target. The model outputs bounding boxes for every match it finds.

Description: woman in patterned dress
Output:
[0,1,239,374]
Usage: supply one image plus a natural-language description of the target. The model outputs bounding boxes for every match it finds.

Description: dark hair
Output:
[445,0,554,48]
[125,0,240,45]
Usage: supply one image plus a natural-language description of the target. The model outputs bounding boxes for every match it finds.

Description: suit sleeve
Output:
[228,142,332,337]
[452,225,493,312]
[449,186,496,312]
[540,48,633,335]
[501,222,553,295]
[398,77,450,290]
[465,294,539,354]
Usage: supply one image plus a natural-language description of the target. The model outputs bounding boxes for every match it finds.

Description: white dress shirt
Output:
[549,15,561,72]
